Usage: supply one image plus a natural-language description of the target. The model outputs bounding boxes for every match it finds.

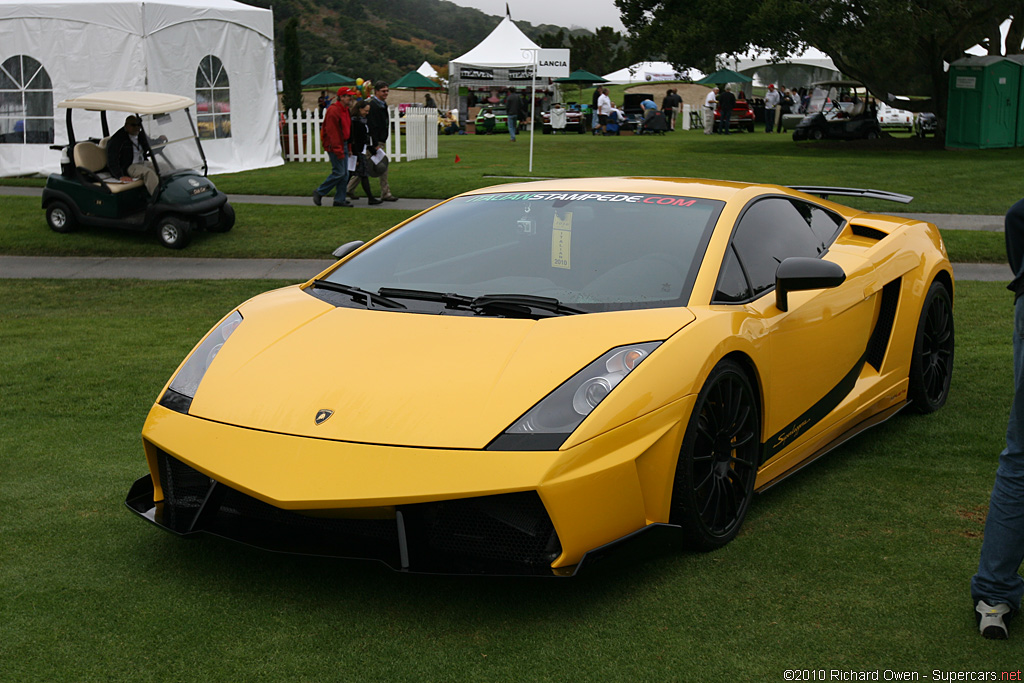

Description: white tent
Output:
[447,17,541,99]
[0,0,282,178]
[602,62,704,84]
[416,61,438,79]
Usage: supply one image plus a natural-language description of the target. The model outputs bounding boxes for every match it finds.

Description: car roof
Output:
[57,91,196,114]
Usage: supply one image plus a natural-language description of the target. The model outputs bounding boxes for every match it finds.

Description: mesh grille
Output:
[415,492,560,567]
[154,450,560,571]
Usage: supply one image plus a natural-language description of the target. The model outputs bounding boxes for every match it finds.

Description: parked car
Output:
[127,177,954,577]
[475,107,510,134]
[793,80,882,141]
[915,112,938,138]
[42,90,233,249]
[541,104,588,133]
[714,99,756,132]
[877,102,914,132]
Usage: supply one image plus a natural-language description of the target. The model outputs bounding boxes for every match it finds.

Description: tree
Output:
[281,17,303,114]
[615,0,1022,120]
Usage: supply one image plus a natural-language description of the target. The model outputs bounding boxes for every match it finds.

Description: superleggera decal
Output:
[465,192,698,206]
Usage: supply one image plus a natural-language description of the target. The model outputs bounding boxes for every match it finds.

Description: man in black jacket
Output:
[366,82,397,202]
[717,87,736,135]
[106,115,159,195]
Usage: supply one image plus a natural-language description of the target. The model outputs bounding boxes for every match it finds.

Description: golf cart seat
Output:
[72,141,143,194]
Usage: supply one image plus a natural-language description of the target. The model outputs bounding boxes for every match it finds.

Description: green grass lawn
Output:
[0,279,1020,679]
[6,131,1024,214]
[0,194,1008,264]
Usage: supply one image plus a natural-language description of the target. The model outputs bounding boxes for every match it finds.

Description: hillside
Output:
[241,0,598,85]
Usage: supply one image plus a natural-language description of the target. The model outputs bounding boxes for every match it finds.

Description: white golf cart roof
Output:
[57,91,196,115]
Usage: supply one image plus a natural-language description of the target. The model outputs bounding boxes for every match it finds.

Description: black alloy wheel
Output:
[908,281,954,413]
[671,359,760,550]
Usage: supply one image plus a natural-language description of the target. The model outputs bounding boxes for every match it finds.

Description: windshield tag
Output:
[551,212,572,269]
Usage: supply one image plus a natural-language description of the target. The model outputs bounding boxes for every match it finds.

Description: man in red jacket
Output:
[313,86,357,207]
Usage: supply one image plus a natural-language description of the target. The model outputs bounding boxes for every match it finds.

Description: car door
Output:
[714,196,876,463]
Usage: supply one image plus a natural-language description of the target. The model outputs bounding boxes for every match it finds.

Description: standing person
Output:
[424,93,436,110]
[718,86,736,135]
[312,86,356,207]
[971,198,1024,640]
[597,87,612,135]
[106,115,160,197]
[763,83,781,133]
[367,81,398,202]
[317,91,330,116]
[703,87,718,135]
[779,87,795,132]
[504,87,524,142]
[591,85,602,135]
[343,99,382,205]
[661,89,680,131]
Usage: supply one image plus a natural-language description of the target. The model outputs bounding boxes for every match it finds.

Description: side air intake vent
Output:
[851,224,889,242]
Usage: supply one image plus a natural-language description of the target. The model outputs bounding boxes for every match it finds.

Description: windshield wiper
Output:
[377,288,584,318]
[311,280,406,310]
[472,294,586,317]
[377,287,476,310]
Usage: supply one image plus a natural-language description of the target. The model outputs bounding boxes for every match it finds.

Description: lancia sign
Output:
[536,49,570,78]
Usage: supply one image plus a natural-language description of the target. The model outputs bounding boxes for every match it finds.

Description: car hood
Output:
[186,286,695,449]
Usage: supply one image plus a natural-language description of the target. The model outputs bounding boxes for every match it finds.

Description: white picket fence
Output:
[280,107,438,163]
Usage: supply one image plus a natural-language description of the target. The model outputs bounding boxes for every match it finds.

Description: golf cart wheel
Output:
[156,215,192,249]
[670,359,760,550]
[207,203,235,233]
[46,201,77,233]
[866,130,879,140]
[908,281,954,414]
[811,127,825,140]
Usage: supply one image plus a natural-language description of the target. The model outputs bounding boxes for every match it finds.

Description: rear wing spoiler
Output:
[787,186,913,204]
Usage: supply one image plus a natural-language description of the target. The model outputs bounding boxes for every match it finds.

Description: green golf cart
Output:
[42,91,234,249]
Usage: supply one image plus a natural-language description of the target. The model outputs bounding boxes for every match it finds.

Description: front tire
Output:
[46,201,76,233]
[908,281,954,413]
[670,359,760,550]
[207,203,235,233]
[156,215,192,249]
[811,127,825,140]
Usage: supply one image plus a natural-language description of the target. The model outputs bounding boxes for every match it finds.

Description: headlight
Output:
[158,311,243,414]
[487,342,661,451]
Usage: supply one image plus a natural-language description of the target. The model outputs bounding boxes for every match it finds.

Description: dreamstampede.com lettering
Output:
[465,192,699,207]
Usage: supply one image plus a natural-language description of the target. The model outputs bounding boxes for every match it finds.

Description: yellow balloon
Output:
[355,78,363,86]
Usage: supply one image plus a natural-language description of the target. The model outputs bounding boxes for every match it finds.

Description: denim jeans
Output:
[971,292,1024,612]
[507,115,518,140]
[315,150,349,198]
[764,108,775,133]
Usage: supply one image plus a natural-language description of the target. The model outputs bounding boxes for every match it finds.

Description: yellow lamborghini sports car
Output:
[126,178,954,576]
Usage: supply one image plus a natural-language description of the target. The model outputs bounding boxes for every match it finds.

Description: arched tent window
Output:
[196,55,231,140]
[0,56,54,144]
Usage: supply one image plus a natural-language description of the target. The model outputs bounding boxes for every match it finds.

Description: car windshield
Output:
[323,190,724,313]
[142,109,205,176]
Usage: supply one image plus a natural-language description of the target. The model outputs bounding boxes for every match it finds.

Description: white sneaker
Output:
[976,600,1011,639]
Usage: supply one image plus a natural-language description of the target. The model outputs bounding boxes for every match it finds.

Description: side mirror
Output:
[775,257,846,312]
[332,240,365,260]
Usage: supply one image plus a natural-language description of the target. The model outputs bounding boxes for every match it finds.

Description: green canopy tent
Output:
[390,70,444,90]
[554,69,608,103]
[301,71,355,88]
[696,68,753,86]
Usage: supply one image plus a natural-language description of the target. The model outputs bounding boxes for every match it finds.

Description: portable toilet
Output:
[946,55,1021,149]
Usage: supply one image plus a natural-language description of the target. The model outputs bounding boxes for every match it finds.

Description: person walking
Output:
[763,84,780,133]
[313,86,357,207]
[343,99,382,205]
[971,198,1024,640]
[662,88,682,131]
[597,87,612,136]
[504,87,525,141]
[703,87,718,135]
[367,81,398,201]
